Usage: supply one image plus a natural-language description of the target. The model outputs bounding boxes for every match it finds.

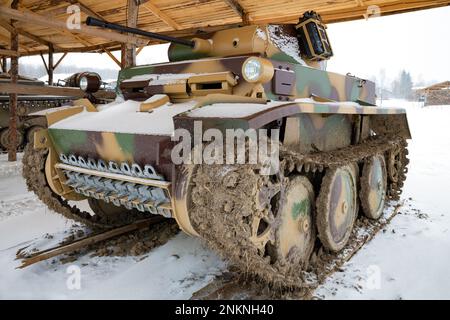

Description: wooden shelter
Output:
[418,81,450,106]
[0,0,449,161]
[0,0,450,58]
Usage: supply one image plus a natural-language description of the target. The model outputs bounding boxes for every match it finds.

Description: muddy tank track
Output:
[0,97,73,110]
[189,135,409,289]
[22,144,152,230]
[0,98,73,152]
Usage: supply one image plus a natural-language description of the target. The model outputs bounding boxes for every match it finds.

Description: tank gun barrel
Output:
[86,17,195,48]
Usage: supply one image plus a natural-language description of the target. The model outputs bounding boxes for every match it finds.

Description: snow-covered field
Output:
[316,101,450,300]
[0,100,449,300]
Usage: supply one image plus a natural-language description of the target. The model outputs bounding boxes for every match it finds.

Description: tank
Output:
[0,73,73,151]
[23,11,411,287]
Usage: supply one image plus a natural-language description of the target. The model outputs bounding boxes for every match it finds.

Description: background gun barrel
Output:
[86,17,195,48]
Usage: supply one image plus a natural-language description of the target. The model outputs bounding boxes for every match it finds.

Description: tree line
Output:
[371,69,415,100]
[18,63,119,82]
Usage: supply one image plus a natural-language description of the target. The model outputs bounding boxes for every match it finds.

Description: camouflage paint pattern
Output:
[48,128,175,180]
[46,97,410,185]
[39,21,410,231]
[284,114,352,153]
[326,166,357,244]
[277,176,315,263]
[167,25,300,65]
[117,55,376,105]
[174,100,410,142]
[117,24,376,104]
[361,155,387,219]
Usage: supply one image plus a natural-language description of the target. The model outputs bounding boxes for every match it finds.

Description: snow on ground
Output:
[0,155,225,300]
[0,153,23,179]
[0,99,449,300]
[316,100,450,300]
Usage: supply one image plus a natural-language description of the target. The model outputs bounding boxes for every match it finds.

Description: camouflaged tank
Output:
[0,73,73,151]
[24,11,411,287]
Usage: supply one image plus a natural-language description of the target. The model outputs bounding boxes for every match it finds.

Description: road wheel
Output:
[26,126,45,145]
[316,164,358,252]
[269,176,316,268]
[0,128,24,150]
[360,155,387,220]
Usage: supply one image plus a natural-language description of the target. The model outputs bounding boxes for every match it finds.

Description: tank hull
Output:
[0,73,74,150]
[23,20,412,286]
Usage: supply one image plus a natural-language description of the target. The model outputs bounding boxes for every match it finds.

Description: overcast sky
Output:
[20,6,450,85]
[326,6,450,85]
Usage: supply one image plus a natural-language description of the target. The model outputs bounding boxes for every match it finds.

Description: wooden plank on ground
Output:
[18,217,163,269]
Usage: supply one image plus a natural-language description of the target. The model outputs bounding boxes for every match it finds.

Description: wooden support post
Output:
[40,53,49,74]
[122,0,139,69]
[136,43,148,56]
[8,0,19,162]
[120,45,126,69]
[1,57,6,72]
[103,48,121,68]
[48,44,54,86]
[53,52,68,70]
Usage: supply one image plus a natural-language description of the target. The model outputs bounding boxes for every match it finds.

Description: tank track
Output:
[189,135,409,289]
[0,97,73,111]
[58,154,172,218]
[22,144,144,230]
[0,97,73,152]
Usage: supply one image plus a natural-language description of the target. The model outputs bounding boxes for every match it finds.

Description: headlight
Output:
[78,73,101,93]
[79,76,89,91]
[242,57,274,83]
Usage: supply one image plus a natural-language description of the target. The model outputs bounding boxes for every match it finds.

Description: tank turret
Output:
[87,12,333,67]
[88,13,375,105]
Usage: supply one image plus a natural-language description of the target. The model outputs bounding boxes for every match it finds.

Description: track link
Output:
[189,135,409,290]
[22,144,138,230]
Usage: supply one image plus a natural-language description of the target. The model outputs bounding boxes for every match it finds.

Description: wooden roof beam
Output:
[18,28,55,47]
[320,1,450,24]
[66,0,106,21]
[53,52,68,70]
[0,18,59,49]
[251,1,450,24]
[18,41,122,56]
[0,26,34,53]
[15,5,93,48]
[0,48,19,57]
[223,0,250,24]
[139,0,182,30]
[0,5,149,46]
[102,47,121,68]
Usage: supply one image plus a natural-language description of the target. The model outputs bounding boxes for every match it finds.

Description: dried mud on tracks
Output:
[191,201,404,300]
